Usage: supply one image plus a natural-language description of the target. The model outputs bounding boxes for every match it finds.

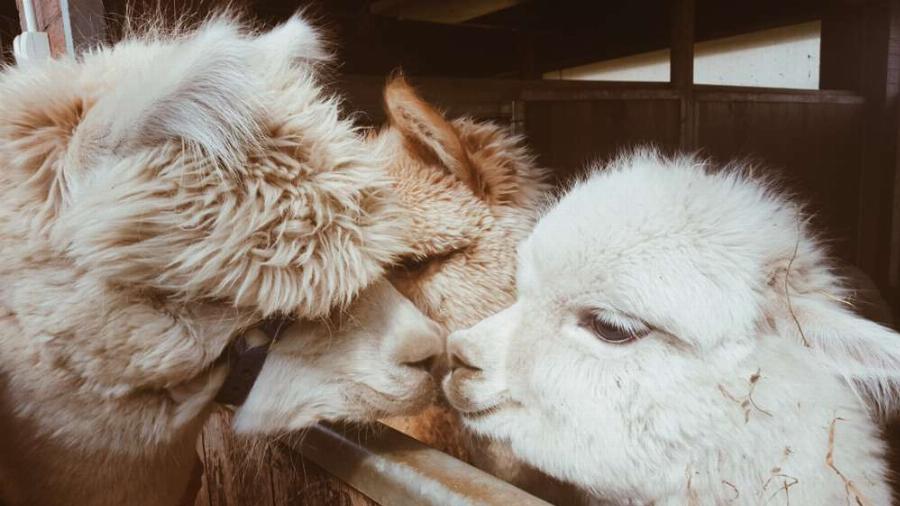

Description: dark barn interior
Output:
[4,1,900,504]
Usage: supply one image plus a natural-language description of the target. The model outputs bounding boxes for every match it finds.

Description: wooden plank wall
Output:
[337,79,870,269]
[821,0,900,313]
[695,95,866,261]
[524,99,681,183]
[525,92,865,262]
[360,77,866,265]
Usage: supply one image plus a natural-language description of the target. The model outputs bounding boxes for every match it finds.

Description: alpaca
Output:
[445,149,900,505]
[0,15,448,506]
[369,76,589,503]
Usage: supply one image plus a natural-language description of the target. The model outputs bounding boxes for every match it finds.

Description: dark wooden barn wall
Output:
[524,99,682,183]
[821,0,900,315]
[348,77,868,265]
[695,99,865,260]
[525,97,866,261]
[531,98,866,261]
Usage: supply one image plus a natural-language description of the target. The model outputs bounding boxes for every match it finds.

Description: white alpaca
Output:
[444,149,900,505]
[0,15,445,506]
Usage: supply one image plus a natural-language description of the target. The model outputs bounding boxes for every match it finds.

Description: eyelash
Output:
[398,255,433,272]
[580,312,650,344]
[396,248,463,273]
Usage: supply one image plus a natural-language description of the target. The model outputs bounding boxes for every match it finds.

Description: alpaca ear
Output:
[785,295,900,419]
[252,14,331,66]
[454,119,543,206]
[383,74,486,197]
[71,20,261,175]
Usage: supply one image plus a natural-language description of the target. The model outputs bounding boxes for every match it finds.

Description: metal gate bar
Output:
[293,423,552,506]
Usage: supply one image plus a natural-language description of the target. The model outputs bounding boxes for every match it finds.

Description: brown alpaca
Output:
[370,76,545,455]
[369,76,586,504]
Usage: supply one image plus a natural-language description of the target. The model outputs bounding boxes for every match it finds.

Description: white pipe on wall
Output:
[21,0,38,32]
[59,0,76,56]
[14,0,51,64]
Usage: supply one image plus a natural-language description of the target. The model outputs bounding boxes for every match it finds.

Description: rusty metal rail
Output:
[293,423,552,506]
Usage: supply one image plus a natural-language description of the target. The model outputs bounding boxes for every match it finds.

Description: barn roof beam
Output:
[369,0,524,24]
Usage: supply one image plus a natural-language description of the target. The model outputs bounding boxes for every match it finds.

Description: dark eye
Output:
[398,255,433,273]
[581,312,649,344]
[395,248,463,274]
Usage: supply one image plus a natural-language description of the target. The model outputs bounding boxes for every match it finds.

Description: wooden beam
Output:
[295,424,552,506]
[671,0,696,150]
[370,0,523,24]
[694,85,865,104]
[820,1,865,91]
[855,0,900,319]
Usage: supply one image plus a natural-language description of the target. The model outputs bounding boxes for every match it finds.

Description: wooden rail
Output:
[292,423,552,506]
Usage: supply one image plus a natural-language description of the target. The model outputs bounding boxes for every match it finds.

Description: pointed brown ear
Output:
[454,119,547,206]
[383,74,485,197]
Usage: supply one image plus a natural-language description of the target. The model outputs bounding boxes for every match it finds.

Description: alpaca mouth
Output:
[353,379,437,419]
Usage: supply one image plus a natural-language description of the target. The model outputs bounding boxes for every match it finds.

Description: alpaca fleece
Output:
[0,15,410,506]
[366,77,588,503]
[446,149,900,505]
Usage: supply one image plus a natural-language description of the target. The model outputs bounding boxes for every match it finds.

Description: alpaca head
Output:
[371,75,548,331]
[234,279,443,432]
[0,15,444,447]
[1,14,406,321]
[444,150,900,501]
[366,77,560,488]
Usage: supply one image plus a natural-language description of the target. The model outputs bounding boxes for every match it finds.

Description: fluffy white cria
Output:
[445,149,900,505]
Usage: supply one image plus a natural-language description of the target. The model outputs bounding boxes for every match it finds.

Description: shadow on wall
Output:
[1,3,21,64]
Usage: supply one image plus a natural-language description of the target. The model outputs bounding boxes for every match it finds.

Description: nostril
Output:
[450,350,481,372]
[403,353,438,372]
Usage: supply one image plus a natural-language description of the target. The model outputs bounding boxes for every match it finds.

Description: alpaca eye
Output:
[396,248,463,274]
[582,313,648,344]
[398,255,433,273]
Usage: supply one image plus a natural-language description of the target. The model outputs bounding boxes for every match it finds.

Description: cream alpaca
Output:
[0,15,446,506]
[369,76,585,503]
[446,150,900,505]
